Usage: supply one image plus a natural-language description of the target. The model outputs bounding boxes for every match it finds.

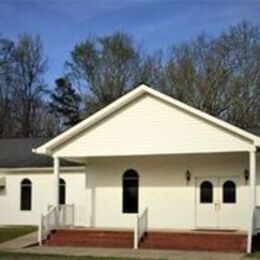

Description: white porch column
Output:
[247,150,256,253]
[53,156,60,207]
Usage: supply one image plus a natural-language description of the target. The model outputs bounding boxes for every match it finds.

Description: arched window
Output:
[200,181,213,203]
[59,178,66,205]
[122,169,139,213]
[223,180,236,203]
[20,179,32,211]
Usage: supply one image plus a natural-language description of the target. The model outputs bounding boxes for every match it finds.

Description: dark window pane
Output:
[122,170,139,213]
[21,179,32,211]
[59,178,66,205]
[200,181,213,203]
[223,181,236,203]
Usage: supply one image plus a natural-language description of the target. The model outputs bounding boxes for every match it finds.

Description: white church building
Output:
[0,85,259,253]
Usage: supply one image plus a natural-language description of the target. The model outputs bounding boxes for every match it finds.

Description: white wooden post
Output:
[53,157,60,227]
[247,150,256,253]
[53,156,60,207]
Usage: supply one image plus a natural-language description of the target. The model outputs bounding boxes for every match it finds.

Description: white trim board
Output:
[0,166,86,174]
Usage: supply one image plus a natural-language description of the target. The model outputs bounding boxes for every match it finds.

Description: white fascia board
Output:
[0,166,86,174]
[34,84,258,155]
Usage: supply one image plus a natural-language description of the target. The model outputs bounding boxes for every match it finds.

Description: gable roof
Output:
[0,138,78,168]
[34,84,260,155]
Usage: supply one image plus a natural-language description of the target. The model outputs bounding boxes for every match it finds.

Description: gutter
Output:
[0,166,86,173]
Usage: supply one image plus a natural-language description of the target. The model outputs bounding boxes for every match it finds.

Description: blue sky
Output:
[0,0,259,86]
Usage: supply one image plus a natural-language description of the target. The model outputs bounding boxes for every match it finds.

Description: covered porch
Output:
[38,151,258,253]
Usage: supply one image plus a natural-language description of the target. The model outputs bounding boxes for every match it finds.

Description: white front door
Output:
[218,177,240,229]
[195,177,239,229]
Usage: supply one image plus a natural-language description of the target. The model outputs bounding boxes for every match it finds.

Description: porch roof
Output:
[34,84,260,157]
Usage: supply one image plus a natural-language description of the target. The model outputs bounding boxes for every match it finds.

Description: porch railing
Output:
[134,208,148,249]
[38,204,75,245]
[255,206,260,230]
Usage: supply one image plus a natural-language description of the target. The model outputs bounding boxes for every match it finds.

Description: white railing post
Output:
[55,206,59,227]
[38,204,76,244]
[134,208,148,249]
[134,214,139,249]
[145,208,148,232]
[38,214,43,246]
[61,205,65,226]
[72,204,75,226]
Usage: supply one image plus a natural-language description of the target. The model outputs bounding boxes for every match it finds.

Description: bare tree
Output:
[33,100,59,137]
[164,35,234,116]
[0,21,259,138]
[0,38,16,137]
[163,21,260,129]
[217,21,260,128]
[66,32,141,114]
[12,34,47,137]
[134,50,165,90]
[0,34,55,138]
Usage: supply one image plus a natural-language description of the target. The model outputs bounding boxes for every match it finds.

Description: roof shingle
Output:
[0,138,77,168]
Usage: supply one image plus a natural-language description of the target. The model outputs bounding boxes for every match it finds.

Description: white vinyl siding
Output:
[54,94,254,158]
[0,170,87,225]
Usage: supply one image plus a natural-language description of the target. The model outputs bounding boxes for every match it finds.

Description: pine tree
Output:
[50,77,81,130]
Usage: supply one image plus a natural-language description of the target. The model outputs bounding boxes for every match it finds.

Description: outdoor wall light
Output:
[244,169,249,184]
[186,170,191,185]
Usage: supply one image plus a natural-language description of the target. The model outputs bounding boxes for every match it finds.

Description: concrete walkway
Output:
[19,246,246,260]
[0,232,247,260]
[0,231,38,251]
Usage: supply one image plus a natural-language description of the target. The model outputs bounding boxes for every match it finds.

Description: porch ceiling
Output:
[60,150,253,165]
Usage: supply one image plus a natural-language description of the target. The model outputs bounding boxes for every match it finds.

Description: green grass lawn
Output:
[0,225,37,243]
[247,253,260,259]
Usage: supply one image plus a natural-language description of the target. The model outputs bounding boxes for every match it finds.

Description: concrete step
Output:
[46,229,134,248]
[45,229,247,252]
[140,232,247,253]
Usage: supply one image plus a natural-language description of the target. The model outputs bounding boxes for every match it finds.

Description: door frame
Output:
[194,175,241,230]
[195,177,218,229]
